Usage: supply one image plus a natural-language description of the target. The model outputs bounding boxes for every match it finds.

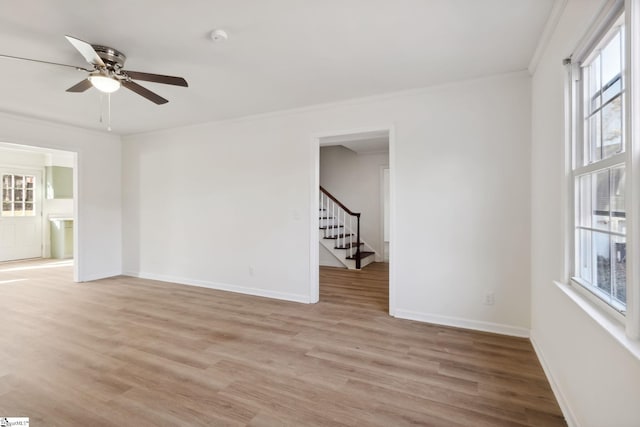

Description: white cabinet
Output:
[50,218,73,259]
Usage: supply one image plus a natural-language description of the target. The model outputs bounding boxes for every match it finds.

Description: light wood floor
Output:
[0,259,565,426]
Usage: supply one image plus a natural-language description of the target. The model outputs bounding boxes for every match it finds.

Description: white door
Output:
[0,169,43,261]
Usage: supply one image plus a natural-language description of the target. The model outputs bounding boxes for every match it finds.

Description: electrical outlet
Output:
[249,266,255,276]
[484,292,495,305]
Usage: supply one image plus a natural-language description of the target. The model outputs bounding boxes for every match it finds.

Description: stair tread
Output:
[335,242,364,249]
[319,225,344,230]
[324,234,353,239]
[346,251,375,260]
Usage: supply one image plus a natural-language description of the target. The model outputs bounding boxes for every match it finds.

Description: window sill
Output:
[554,280,640,361]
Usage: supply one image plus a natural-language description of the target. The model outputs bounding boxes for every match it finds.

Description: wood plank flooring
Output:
[0,259,565,426]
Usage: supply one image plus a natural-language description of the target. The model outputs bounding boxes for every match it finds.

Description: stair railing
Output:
[320,186,362,269]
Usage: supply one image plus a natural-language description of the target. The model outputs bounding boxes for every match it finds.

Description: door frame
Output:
[309,124,396,316]
[380,165,390,263]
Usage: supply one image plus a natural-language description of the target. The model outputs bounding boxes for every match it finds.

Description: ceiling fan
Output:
[0,35,188,105]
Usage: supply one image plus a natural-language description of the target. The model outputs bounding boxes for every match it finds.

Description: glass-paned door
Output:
[0,169,43,261]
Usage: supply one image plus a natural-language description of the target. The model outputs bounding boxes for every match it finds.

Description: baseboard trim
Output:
[394,309,530,338]
[80,271,121,282]
[530,332,578,427]
[124,271,311,304]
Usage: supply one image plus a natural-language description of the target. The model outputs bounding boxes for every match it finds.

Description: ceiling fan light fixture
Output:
[89,74,121,93]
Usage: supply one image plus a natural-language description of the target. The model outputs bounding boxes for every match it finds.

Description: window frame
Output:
[565,0,640,341]
[571,9,627,316]
[1,173,37,218]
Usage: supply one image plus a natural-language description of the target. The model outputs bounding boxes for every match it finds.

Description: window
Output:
[2,174,36,217]
[571,12,627,314]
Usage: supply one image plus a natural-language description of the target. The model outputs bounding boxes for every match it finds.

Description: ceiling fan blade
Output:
[65,35,105,67]
[0,53,90,71]
[66,79,92,93]
[125,71,188,87]
[122,80,168,105]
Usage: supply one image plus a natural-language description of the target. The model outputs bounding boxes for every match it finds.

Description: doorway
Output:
[0,143,77,275]
[310,126,395,315]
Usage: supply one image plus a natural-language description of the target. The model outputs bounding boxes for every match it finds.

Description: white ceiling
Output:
[321,130,389,154]
[0,0,555,135]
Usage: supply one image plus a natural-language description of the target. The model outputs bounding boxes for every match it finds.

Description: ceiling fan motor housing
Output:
[92,45,126,69]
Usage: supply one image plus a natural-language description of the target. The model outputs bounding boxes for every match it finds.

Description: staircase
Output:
[319,186,376,270]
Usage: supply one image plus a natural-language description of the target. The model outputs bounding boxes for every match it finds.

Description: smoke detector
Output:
[209,29,229,42]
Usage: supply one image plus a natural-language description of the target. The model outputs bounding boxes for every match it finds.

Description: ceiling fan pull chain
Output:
[107,93,112,132]
[99,92,104,124]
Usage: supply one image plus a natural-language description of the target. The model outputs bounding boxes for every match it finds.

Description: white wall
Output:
[0,148,45,168]
[319,244,344,268]
[530,0,640,425]
[320,145,388,260]
[0,112,122,281]
[122,71,532,333]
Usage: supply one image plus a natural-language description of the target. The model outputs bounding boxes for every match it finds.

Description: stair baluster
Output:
[349,216,353,259]
[356,214,361,269]
[341,209,346,251]
[319,186,366,270]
